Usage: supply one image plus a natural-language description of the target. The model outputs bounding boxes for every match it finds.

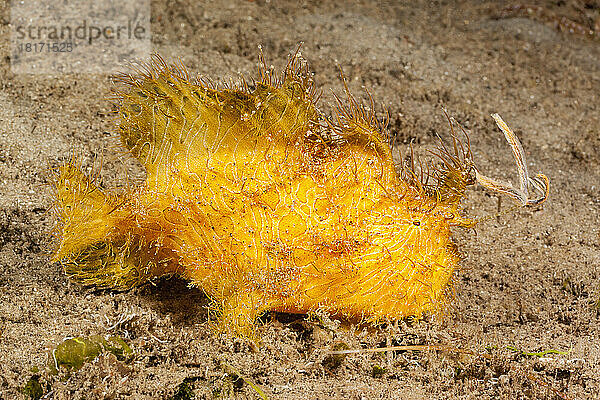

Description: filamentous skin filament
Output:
[50,49,548,337]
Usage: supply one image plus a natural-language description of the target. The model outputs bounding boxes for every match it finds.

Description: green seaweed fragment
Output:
[48,334,132,375]
[219,361,269,400]
[102,335,133,360]
[371,364,387,378]
[506,345,570,357]
[169,378,196,400]
[322,342,350,370]
[20,375,44,400]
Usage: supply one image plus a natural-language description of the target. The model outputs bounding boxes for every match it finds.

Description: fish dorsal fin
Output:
[113,54,319,193]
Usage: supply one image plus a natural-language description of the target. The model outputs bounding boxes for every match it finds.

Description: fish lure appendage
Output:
[50,50,548,337]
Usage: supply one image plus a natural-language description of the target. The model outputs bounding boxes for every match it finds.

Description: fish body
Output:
[51,52,547,337]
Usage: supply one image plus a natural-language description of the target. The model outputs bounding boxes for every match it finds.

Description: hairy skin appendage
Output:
[50,49,549,337]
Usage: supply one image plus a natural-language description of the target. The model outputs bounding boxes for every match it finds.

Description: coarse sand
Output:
[1,1,599,399]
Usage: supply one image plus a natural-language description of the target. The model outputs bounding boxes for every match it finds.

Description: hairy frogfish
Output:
[50,50,549,337]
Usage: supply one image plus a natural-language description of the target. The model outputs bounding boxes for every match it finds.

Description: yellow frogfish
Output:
[50,50,549,337]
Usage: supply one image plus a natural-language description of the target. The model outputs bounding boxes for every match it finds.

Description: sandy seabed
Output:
[1,1,599,399]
